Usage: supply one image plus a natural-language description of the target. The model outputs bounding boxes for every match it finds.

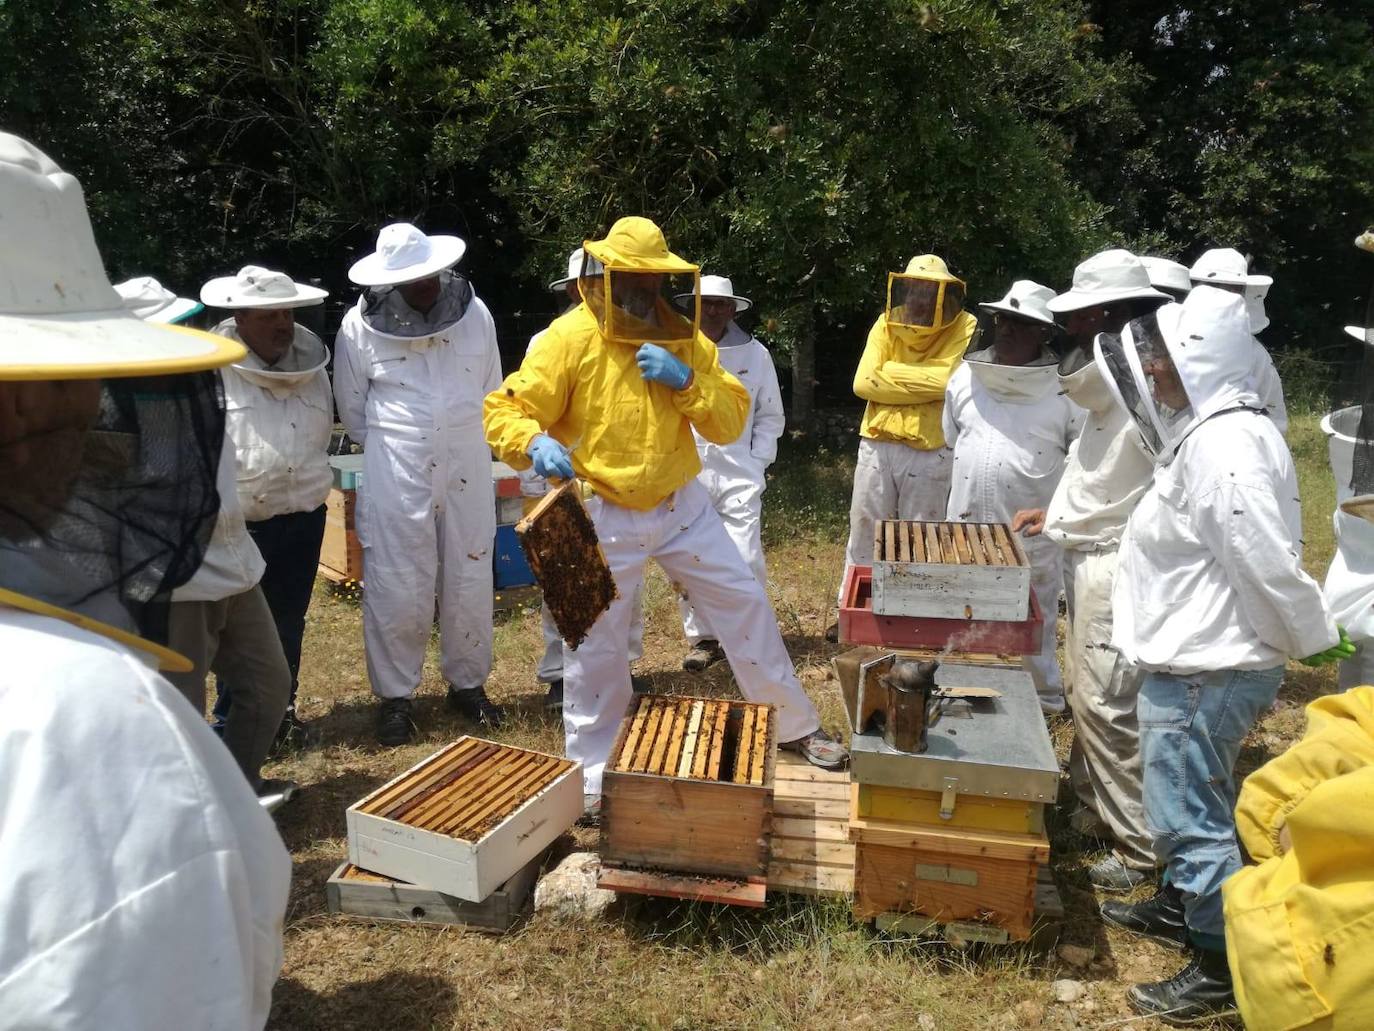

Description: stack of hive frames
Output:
[346,737,582,902]
[601,695,776,880]
[516,479,617,649]
[871,519,1031,621]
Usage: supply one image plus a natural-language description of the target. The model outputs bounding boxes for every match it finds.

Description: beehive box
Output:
[319,487,363,582]
[871,519,1031,621]
[346,737,581,902]
[601,695,775,880]
[325,850,544,932]
[850,810,1050,939]
[516,479,617,649]
[853,782,1045,836]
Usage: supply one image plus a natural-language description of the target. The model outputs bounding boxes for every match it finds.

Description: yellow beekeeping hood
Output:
[887,253,966,330]
[582,217,700,347]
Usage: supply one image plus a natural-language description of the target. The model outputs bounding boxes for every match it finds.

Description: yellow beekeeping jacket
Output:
[1223,686,1374,1031]
[853,310,975,449]
[483,303,748,511]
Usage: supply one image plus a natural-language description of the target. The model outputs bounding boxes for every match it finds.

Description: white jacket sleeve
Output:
[941,375,962,450]
[332,315,369,448]
[749,344,786,465]
[1192,478,1337,660]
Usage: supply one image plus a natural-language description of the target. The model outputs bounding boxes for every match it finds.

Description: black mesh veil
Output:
[1352,284,1374,495]
[0,371,224,646]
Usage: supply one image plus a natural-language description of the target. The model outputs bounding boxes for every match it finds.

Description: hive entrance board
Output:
[515,479,617,649]
[871,520,1031,622]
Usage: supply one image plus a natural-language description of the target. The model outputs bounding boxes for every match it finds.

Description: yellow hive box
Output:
[853,782,1045,836]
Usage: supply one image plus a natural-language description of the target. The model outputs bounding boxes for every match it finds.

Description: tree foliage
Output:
[1,0,1370,421]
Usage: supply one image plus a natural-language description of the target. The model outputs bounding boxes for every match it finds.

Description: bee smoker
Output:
[879,659,938,753]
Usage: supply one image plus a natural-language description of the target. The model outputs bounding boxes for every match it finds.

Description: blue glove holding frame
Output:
[528,433,574,480]
[635,343,693,391]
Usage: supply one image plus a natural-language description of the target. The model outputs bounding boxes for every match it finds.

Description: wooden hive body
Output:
[515,479,617,649]
[318,488,363,583]
[346,737,582,902]
[870,519,1031,621]
[601,695,776,880]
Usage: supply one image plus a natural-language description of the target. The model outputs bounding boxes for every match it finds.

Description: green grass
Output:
[263,403,1344,1031]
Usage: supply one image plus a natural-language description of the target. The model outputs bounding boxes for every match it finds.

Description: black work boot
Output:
[447,684,506,728]
[682,639,725,672]
[376,697,416,747]
[1101,881,1187,948]
[1128,947,1236,1026]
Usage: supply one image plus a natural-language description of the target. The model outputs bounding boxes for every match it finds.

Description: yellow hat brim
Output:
[0,312,245,380]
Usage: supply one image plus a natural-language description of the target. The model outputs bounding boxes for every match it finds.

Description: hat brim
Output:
[348,235,467,287]
[977,300,1055,326]
[1347,325,1370,343]
[200,277,328,309]
[0,310,245,380]
[1046,284,1170,313]
[676,292,752,313]
[548,276,577,292]
[1190,271,1273,289]
[146,296,204,324]
[583,239,697,274]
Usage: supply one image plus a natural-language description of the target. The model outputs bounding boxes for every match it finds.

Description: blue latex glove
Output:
[1300,625,1358,667]
[527,433,574,480]
[635,342,693,391]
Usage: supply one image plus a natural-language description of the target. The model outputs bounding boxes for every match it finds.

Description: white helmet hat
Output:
[977,279,1056,326]
[549,247,584,292]
[113,276,204,324]
[0,133,243,380]
[199,265,326,310]
[677,274,752,313]
[348,222,467,287]
[1046,249,1170,313]
[1140,257,1192,297]
[1189,247,1273,289]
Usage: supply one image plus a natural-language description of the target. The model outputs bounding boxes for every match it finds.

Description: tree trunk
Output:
[790,307,816,431]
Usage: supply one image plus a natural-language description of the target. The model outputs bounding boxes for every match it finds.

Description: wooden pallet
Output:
[515,479,617,649]
[766,752,855,898]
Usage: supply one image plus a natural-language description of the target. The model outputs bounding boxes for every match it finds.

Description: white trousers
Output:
[838,437,952,604]
[537,587,645,683]
[360,486,494,701]
[1062,546,1153,869]
[680,475,766,643]
[567,480,820,796]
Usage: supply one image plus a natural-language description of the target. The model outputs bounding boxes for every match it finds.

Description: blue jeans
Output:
[1138,666,1283,945]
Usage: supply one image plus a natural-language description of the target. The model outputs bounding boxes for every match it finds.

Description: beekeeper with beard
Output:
[0,132,288,1029]
[1091,285,1348,1024]
[676,274,785,673]
[200,265,332,749]
[833,254,976,632]
[485,217,845,815]
[1013,249,1170,893]
[943,280,1083,714]
[334,224,504,745]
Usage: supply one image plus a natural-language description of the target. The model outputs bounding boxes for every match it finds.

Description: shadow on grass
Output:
[269,972,460,1031]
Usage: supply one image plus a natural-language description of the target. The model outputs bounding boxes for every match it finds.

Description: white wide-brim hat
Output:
[0,133,244,381]
[978,279,1056,326]
[676,273,753,312]
[349,222,466,287]
[1189,247,1273,289]
[114,276,204,324]
[200,265,327,309]
[549,247,584,291]
[1046,248,1169,313]
[1140,256,1191,296]
[1347,325,1370,342]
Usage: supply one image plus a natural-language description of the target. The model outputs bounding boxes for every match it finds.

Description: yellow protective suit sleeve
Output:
[853,317,913,405]
[853,314,972,405]
[671,335,749,445]
[1235,687,1374,861]
[482,330,574,472]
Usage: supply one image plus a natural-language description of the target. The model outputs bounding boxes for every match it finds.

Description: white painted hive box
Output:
[871,519,1031,621]
[347,736,582,902]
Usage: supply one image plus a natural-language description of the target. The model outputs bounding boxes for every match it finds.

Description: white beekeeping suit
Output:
[333,224,502,736]
[679,279,785,651]
[943,281,1083,712]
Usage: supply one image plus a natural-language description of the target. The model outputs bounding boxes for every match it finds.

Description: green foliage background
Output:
[2,0,1371,418]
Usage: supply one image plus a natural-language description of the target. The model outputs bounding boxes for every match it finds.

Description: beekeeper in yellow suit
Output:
[835,255,976,617]
[1223,686,1374,1031]
[484,217,845,813]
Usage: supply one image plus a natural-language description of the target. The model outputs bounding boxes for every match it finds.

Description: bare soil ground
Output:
[263,413,1338,1030]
